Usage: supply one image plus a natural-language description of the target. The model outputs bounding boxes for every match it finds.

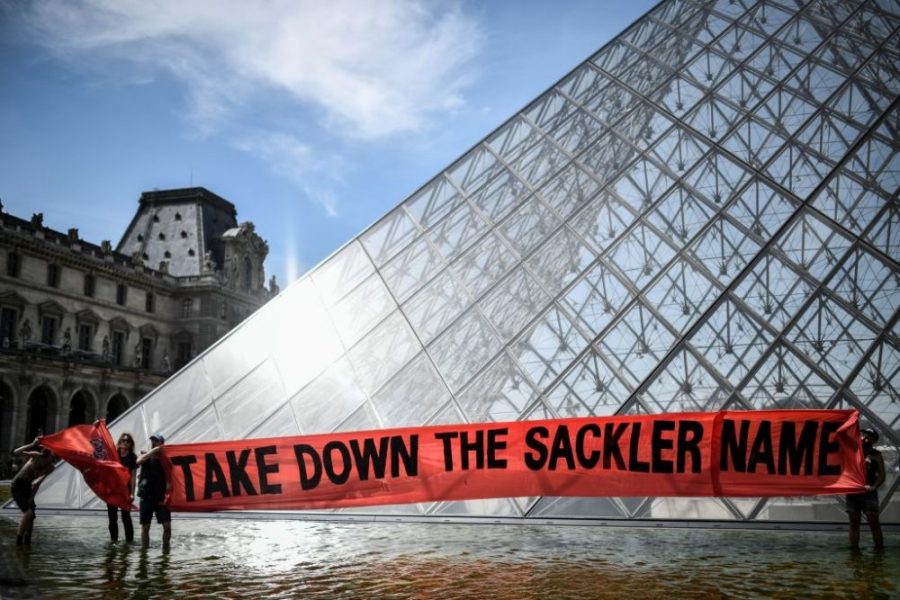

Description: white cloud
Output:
[21,0,483,139]
[18,0,484,212]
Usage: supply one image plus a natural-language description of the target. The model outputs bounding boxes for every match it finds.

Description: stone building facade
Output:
[0,187,276,467]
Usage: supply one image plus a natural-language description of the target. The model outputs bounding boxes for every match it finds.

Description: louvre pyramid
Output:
[36,0,899,524]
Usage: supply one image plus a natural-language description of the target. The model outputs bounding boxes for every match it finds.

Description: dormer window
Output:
[175,212,182,221]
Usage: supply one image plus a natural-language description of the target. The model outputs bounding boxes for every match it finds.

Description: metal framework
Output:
[33,0,899,524]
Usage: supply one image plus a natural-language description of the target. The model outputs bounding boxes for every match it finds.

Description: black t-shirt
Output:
[120,451,137,472]
[138,457,167,501]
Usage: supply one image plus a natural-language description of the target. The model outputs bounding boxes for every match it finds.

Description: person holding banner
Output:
[847,428,885,550]
[11,437,56,546]
[107,432,138,543]
[136,433,171,550]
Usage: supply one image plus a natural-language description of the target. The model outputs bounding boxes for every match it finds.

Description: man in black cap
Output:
[847,428,885,550]
[136,433,171,550]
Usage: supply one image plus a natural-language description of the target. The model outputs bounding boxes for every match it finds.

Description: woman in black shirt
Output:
[107,432,138,542]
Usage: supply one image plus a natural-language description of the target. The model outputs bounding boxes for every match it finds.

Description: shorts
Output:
[11,478,35,513]
[846,491,879,514]
[139,499,171,525]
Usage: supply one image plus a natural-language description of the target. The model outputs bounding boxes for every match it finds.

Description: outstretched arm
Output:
[14,438,43,458]
[136,446,160,466]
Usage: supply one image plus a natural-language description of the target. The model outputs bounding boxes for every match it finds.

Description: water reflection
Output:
[2,515,897,599]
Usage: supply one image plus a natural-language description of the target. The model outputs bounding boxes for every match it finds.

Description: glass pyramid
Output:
[35,0,899,524]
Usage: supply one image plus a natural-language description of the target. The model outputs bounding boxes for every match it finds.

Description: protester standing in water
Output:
[847,428,885,550]
[136,433,171,550]
[107,431,138,543]
[11,437,55,546]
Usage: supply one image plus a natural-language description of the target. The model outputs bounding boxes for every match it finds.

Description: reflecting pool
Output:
[1,515,897,598]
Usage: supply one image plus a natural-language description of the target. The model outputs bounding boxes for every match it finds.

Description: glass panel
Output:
[537,162,600,221]
[645,185,717,249]
[479,267,550,344]
[402,269,471,345]
[570,189,639,254]
[526,227,596,297]
[733,252,816,332]
[686,216,761,286]
[509,305,589,391]
[498,196,561,257]
[786,294,879,382]
[216,359,287,439]
[428,308,503,393]
[426,200,489,262]
[248,403,301,439]
[773,211,853,281]
[597,302,676,386]
[451,231,519,299]
[642,347,729,413]
[141,363,212,439]
[329,273,396,348]
[607,222,677,291]
[289,358,368,435]
[372,353,450,427]
[361,210,416,270]
[848,341,900,434]
[313,241,376,305]
[738,343,836,410]
[380,236,445,303]
[457,354,538,423]
[269,279,345,398]
[405,175,462,230]
[824,248,898,328]
[546,349,632,417]
[347,310,421,397]
[643,258,719,335]
[689,299,773,383]
[562,262,633,338]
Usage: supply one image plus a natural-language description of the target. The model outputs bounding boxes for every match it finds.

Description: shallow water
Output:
[1,515,897,599]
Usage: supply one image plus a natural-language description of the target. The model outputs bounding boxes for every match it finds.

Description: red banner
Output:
[155,410,866,512]
[40,421,135,510]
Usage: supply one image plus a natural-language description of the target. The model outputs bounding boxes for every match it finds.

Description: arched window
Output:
[26,385,57,441]
[68,390,92,426]
[106,393,129,423]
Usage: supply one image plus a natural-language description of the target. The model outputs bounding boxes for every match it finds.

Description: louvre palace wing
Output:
[34,0,900,524]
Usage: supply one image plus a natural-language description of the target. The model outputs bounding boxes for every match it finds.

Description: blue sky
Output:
[0,0,657,286]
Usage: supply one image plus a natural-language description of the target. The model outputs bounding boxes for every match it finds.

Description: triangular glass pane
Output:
[786,294,878,382]
[737,343,836,410]
[642,347,730,413]
[546,349,633,418]
[456,354,538,423]
[689,299,773,384]
[847,340,900,434]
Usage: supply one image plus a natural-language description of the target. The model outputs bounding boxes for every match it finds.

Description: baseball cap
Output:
[861,428,879,443]
[150,432,166,444]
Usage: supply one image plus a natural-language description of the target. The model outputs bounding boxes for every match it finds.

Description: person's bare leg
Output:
[849,511,861,549]
[16,510,34,545]
[141,523,151,549]
[161,522,171,552]
[866,512,884,549]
